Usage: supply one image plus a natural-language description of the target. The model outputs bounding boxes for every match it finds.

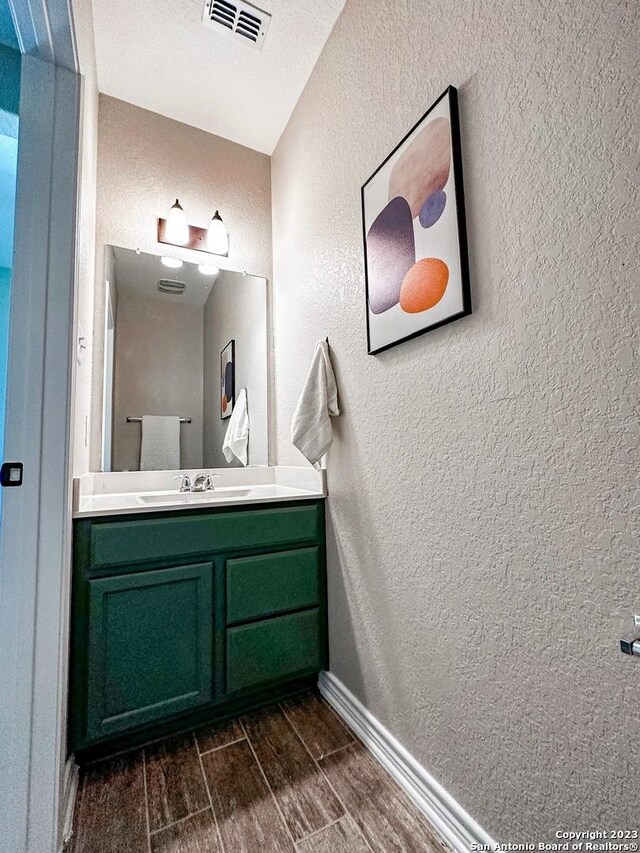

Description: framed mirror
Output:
[101,246,268,471]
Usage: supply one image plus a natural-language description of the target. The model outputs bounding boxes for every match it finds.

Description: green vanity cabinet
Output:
[70,499,327,759]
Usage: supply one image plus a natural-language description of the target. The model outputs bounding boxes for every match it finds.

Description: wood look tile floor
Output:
[68,691,448,853]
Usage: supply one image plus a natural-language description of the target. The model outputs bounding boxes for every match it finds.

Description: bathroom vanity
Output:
[67,248,329,760]
[69,468,327,760]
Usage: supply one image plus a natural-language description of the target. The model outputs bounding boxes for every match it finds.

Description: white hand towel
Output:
[140,415,181,471]
[291,340,340,469]
[223,388,249,466]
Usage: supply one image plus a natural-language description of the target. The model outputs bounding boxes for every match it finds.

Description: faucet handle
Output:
[170,473,192,492]
[202,473,222,491]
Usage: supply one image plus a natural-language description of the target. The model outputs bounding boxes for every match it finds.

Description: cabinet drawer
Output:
[87,504,322,570]
[86,563,213,740]
[226,609,320,694]
[226,547,319,624]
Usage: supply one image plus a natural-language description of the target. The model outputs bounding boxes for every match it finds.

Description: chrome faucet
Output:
[192,472,221,492]
[170,473,193,492]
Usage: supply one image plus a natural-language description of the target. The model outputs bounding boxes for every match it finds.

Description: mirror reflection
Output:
[102,246,268,471]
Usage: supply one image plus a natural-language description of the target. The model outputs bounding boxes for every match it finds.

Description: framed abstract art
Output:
[220,339,235,419]
[361,85,471,354]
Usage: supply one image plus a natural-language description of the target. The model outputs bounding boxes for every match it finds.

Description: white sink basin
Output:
[138,488,253,504]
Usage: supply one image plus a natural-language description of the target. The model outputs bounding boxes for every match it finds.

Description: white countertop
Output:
[73,466,326,518]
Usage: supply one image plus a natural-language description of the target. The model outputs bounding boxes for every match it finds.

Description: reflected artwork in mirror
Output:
[220,339,235,419]
[102,246,268,471]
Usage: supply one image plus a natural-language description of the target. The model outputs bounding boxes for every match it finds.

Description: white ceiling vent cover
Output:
[158,279,186,294]
[202,0,271,50]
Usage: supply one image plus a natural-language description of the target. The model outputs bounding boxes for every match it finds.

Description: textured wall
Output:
[112,293,204,470]
[271,0,639,841]
[203,271,268,468]
[90,95,272,469]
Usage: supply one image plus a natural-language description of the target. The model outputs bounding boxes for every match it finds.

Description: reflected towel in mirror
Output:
[223,388,249,466]
[140,415,181,471]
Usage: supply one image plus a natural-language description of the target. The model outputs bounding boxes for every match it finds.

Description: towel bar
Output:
[126,416,192,423]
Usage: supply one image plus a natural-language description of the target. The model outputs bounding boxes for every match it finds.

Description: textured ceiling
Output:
[91,0,346,154]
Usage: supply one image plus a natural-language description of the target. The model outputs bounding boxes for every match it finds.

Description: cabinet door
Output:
[86,563,213,740]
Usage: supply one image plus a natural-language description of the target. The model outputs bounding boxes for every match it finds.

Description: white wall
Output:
[89,94,272,470]
[202,270,268,467]
[271,0,639,841]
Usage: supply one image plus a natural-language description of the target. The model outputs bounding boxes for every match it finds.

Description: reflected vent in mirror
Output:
[158,279,186,295]
[202,0,271,50]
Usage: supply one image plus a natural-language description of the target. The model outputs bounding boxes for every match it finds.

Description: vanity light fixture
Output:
[198,263,220,276]
[157,201,229,257]
[164,199,190,245]
[161,256,184,269]
[207,211,229,256]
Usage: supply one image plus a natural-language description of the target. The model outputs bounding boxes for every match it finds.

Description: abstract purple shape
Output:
[366,196,415,315]
[419,190,446,228]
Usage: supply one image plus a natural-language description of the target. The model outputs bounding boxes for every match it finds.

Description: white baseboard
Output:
[318,671,497,853]
[59,758,79,852]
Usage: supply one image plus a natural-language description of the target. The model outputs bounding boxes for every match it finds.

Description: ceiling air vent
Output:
[157,279,186,295]
[202,0,271,50]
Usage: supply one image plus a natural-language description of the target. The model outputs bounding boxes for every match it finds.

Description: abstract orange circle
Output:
[400,258,449,313]
[222,394,228,410]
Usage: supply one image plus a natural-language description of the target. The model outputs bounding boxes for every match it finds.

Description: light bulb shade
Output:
[207,211,229,256]
[165,199,190,246]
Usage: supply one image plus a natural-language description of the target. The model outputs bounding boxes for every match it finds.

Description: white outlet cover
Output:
[634,614,640,627]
